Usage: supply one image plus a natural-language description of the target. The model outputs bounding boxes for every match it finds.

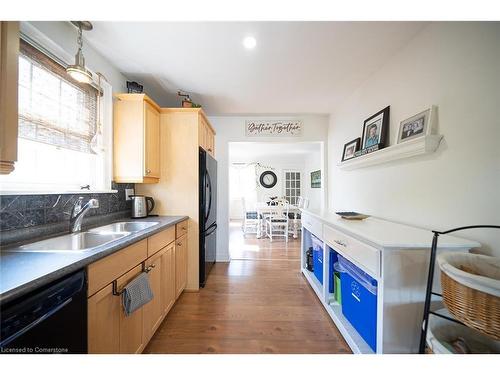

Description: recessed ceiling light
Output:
[243,36,257,50]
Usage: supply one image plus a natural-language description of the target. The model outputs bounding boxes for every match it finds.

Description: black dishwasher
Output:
[0,270,87,354]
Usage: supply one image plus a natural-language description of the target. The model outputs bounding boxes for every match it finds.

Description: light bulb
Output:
[243,36,257,49]
[67,66,93,84]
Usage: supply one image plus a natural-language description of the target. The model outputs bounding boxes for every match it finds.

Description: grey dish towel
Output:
[121,271,154,316]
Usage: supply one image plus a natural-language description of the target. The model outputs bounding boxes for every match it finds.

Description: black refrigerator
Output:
[199,147,217,287]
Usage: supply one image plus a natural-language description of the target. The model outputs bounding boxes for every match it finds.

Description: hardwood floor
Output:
[144,221,351,354]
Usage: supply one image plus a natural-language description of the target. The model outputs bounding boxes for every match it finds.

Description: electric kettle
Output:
[130,195,155,218]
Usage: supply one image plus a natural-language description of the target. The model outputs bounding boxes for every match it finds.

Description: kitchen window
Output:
[229,163,257,201]
[284,170,301,205]
[0,38,113,193]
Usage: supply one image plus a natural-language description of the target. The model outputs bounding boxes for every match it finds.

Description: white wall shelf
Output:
[337,135,443,171]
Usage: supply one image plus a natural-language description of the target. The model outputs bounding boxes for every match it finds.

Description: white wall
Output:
[210,114,329,261]
[328,22,500,256]
[303,151,322,211]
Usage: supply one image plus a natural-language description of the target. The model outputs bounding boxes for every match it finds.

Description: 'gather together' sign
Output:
[245,120,302,137]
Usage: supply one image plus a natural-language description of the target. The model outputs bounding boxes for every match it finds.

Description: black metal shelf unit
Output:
[418,225,500,354]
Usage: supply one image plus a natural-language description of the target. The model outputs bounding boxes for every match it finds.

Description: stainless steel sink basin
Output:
[88,221,159,234]
[2,221,159,253]
[9,232,127,252]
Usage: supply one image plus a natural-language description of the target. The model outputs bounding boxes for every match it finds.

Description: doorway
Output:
[227,141,324,260]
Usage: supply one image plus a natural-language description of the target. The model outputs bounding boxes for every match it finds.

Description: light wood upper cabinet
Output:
[113,94,161,183]
[144,101,160,178]
[0,21,19,175]
[198,113,215,157]
[175,234,188,299]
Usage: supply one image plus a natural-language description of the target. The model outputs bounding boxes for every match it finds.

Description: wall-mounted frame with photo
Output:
[310,170,321,188]
[361,106,390,150]
[397,105,437,144]
[342,138,360,161]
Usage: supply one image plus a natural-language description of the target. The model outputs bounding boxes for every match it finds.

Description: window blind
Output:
[18,39,98,154]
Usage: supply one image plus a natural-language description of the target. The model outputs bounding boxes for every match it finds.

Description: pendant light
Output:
[66,21,93,84]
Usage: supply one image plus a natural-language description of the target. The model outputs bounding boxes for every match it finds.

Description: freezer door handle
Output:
[204,223,217,237]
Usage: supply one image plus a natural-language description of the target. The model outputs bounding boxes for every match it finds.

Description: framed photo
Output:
[342,138,360,161]
[361,106,390,149]
[310,170,321,188]
[397,106,436,144]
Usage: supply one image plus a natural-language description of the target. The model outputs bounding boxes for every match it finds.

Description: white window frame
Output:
[283,169,302,206]
[0,22,114,195]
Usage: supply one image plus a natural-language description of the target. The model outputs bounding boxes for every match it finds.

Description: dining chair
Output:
[241,197,259,236]
[265,200,289,242]
[289,196,309,238]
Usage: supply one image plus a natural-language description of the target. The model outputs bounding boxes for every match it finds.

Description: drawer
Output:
[147,226,175,257]
[88,239,148,296]
[324,225,380,277]
[301,212,322,238]
[175,220,188,239]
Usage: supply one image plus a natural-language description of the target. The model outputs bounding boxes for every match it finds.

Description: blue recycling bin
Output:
[311,235,323,284]
[338,255,378,352]
[311,235,334,293]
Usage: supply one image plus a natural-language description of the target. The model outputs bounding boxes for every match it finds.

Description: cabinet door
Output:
[175,234,188,299]
[0,21,19,174]
[118,265,146,354]
[144,101,160,179]
[198,118,207,151]
[207,129,215,156]
[88,284,120,354]
[142,248,165,343]
[161,243,176,315]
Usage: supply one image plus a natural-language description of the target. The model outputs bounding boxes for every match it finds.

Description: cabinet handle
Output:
[177,242,182,246]
[144,264,156,273]
[146,169,151,175]
[181,226,187,230]
[334,239,347,247]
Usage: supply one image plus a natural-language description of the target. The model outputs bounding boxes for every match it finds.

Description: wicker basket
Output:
[426,308,500,353]
[439,253,500,340]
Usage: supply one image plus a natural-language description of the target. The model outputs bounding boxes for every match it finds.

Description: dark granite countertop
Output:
[0,215,188,304]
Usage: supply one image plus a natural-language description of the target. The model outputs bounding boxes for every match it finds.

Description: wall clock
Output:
[259,171,277,189]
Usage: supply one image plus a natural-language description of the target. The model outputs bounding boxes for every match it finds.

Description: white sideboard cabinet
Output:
[300,209,480,354]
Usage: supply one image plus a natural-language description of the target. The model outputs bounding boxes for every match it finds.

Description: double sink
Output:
[6,221,160,252]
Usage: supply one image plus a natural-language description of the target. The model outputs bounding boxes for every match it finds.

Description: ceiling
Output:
[85,22,427,115]
[229,142,320,162]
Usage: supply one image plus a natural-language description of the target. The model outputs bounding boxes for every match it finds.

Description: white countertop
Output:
[301,208,481,250]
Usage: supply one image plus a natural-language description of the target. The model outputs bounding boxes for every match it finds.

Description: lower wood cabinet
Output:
[87,224,188,354]
[175,234,188,299]
[87,283,120,353]
[161,243,176,315]
[117,265,146,354]
[88,265,148,354]
[143,248,165,343]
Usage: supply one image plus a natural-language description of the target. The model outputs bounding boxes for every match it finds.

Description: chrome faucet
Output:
[70,197,99,233]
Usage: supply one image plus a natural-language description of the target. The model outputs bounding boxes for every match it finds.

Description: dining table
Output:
[254,202,301,239]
